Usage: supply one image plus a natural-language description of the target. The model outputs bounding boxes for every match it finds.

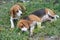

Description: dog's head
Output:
[17,20,31,32]
[10,4,26,18]
[43,8,59,22]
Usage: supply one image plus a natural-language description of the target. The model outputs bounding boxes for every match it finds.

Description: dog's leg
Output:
[37,22,44,28]
[30,21,36,37]
[30,26,35,37]
[10,17,14,28]
[37,22,41,28]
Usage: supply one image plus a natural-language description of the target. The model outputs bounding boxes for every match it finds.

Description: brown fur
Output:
[17,20,33,29]
[17,15,42,28]
[10,5,21,18]
[45,8,55,16]
[17,8,56,29]
[10,4,26,18]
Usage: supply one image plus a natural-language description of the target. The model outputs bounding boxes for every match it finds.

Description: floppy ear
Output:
[17,21,22,28]
[47,11,51,15]
[10,9,13,16]
[22,21,29,29]
[45,8,55,16]
[10,9,15,18]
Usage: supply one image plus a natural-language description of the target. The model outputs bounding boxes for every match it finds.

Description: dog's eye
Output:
[51,17,54,19]
[21,26,23,28]
[16,10,19,12]
[48,15,54,19]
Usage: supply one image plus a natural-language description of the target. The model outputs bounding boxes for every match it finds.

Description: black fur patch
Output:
[32,9,46,17]
[22,9,46,20]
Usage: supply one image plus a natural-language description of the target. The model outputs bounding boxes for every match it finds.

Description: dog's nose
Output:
[22,31,25,33]
[21,14,23,15]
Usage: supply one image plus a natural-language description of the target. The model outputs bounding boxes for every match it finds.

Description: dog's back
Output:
[32,9,46,17]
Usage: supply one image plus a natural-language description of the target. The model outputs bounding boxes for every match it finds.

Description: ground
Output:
[0,0,60,40]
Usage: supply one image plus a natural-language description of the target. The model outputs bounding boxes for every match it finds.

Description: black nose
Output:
[22,31,25,33]
[21,14,23,15]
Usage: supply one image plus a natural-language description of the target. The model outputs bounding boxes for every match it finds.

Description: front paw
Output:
[29,34,33,37]
[11,26,14,28]
[40,26,45,28]
[37,26,45,29]
[10,28,14,31]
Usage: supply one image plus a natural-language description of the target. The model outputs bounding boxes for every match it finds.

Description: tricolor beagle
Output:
[10,3,26,28]
[17,8,59,36]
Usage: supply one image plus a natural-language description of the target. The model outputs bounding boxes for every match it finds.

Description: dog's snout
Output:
[22,31,25,33]
[55,15,59,18]
[21,14,23,15]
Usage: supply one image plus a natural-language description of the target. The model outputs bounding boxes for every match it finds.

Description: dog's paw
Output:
[11,26,14,28]
[38,26,45,29]
[10,28,14,31]
[29,34,34,37]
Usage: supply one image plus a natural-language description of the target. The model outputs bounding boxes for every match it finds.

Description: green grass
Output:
[0,0,60,40]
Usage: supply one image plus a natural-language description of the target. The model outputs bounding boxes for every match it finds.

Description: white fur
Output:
[37,22,42,28]
[47,11,59,22]
[30,21,37,26]
[48,11,59,21]
[47,11,56,22]
[50,19,55,22]
[55,15,59,18]
[12,18,18,19]
[37,22,45,28]
[10,16,19,28]
[54,15,59,20]
[48,11,52,16]
[42,14,50,22]
[10,10,22,28]
[16,10,22,20]
[20,0,30,2]
[10,17,14,28]
[30,21,37,36]
[42,11,52,21]
[21,27,28,31]
[42,11,57,22]
[47,11,55,22]
[17,10,22,17]
[30,26,35,36]
[21,21,36,32]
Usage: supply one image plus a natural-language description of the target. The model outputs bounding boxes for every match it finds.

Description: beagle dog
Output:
[10,3,26,28]
[17,8,59,36]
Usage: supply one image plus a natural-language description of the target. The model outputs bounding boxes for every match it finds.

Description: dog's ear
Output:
[10,9,13,17]
[22,20,29,29]
[10,8,16,18]
[17,20,23,28]
[45,8,55,16]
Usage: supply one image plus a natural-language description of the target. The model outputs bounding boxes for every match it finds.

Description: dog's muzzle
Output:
[54,15,59,20]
